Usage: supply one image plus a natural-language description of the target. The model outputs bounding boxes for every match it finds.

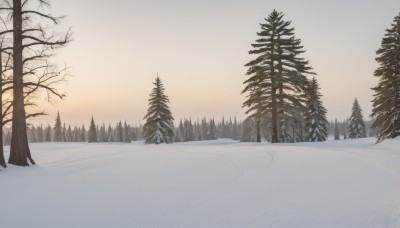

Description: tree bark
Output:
[279,86,285,143]
[271,87,278,143]
[8,0,35,166]
[0,52,6,168]
[277,34,284,143]
[270,30,278,144]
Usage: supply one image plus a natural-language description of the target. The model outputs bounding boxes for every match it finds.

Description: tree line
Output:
[2,111,242,144]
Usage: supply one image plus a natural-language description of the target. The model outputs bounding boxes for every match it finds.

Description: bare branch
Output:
[23,50,52,64]
[0,29,13,36]
[26,112,46,119]
[21,11,65,24]
[22,30,71,48]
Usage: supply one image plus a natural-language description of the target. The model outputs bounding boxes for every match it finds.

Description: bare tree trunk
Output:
[0,53,5,168]
[9,0,35,166]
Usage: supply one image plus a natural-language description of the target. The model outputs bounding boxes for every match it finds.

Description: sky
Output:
[30,0,400,127]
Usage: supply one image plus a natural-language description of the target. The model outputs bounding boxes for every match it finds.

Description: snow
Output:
[2,138,400,227]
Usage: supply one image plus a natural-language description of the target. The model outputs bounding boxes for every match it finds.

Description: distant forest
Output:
[3,114,242,144]
[1,113,377,145]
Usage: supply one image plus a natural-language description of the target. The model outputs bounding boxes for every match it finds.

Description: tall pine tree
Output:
[371,13,400,143]
[348,98,366,139]
[304,78,328,142]
[242,10,314,143]
[143,76,175,144]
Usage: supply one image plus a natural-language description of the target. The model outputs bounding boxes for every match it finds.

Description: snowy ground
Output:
[1,138,400,227]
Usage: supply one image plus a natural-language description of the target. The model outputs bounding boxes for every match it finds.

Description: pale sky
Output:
[31,0,400,127]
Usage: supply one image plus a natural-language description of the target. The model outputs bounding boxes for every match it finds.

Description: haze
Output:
[33,0,400,126]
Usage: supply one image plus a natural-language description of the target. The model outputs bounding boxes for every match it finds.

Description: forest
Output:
[0,2,399,168]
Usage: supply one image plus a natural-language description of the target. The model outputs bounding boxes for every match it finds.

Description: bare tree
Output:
[0,17,13,167]
[0,0,71,166]
[0,42,10,168]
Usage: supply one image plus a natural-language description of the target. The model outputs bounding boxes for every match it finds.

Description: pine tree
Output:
[371,13,400,143]
[207,119,217,140]
[240,117,254,142]
[96,125,100,142]
[334,119,340,140]
[73,127,79,142]
[53,112,62,142]
[131,130,137,141]
[107,125,113,142]
[201,118,208,140]
[220,117,226,138]
[30,126,38,143]
[227,118,233,139]
[37,125,44,142]
[62,123,67,142]
[174,130,181,143]
[116,121,123,142]
[196,126,203,141]
[291,109,305,142]
[348,98,366,139]
[45,125,52,142]
[176,119,184,142]
[80,125,86,142]
[328,121,334,136]
[233,117,239,140]
[183,119,194,142]
[88,116,97,143]
[100,124,108,142]
[304,78,328,142]
[143,76,175,144]
[343,120,348,140]
[124,121,131,143]
[67,125,73,142]
[242,10,314,143]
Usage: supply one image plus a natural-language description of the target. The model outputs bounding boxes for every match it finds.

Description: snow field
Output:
[1,138,400,227]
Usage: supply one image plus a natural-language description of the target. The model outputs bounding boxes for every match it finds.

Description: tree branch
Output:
[21,11,64,24]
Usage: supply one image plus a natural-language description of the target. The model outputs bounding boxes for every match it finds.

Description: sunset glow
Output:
[31,0,400,126]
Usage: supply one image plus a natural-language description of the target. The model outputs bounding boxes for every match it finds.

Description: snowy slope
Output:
[1,138,400,227]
